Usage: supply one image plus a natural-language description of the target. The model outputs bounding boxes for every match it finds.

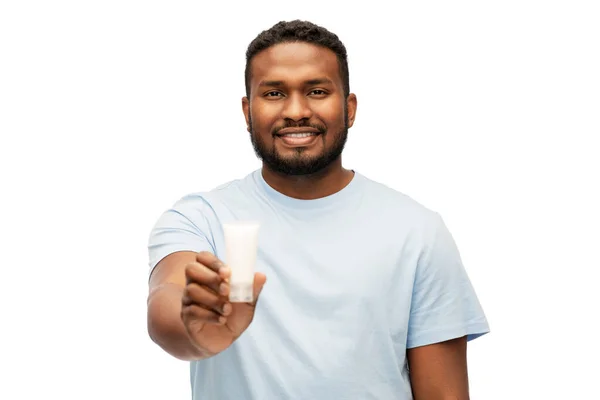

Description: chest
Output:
[207,197,421,379]
[208,196,421,320]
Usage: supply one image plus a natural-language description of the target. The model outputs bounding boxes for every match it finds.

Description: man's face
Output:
[242,42,357,176]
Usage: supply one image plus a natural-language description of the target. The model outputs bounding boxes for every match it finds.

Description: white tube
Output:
[222,221,260,302]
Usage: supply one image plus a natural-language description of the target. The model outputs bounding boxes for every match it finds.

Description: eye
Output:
[309,89,327,96]
[264,91,283,97]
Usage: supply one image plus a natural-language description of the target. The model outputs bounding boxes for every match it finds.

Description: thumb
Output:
[251,272,267,305]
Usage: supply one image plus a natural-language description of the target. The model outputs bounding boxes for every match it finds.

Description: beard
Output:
[248,109,349,176]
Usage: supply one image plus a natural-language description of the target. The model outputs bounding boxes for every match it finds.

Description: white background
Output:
[1,1,598,399]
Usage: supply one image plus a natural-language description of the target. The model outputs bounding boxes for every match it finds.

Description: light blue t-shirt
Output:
[147,168,490,400]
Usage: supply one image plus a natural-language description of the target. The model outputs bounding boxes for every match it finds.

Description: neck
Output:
[261,159,354,200]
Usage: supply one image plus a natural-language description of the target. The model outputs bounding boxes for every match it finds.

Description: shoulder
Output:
[164,170,259,222]
[176,171,256,205]
[357,172,441,230]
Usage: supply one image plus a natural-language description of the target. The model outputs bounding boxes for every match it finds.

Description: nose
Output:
[281,92,312,122]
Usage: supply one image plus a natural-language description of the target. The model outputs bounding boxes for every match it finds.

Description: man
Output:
[147,20,489,399]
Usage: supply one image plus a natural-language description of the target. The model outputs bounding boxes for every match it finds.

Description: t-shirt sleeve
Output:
[406,213,490,349]
[147,194,216,278]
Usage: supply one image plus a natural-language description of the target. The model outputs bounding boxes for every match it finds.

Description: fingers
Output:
[181,304,226,325]
[183,282,232,316]
[186,252,267,310]
[181,272,231,325]
[185,261,223,294]
[196,251,231,280]
[251,272,267,305]
[182,251,233,325]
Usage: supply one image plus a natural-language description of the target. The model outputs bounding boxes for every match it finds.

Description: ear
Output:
[346,93,357,128]
[242,96,251,132]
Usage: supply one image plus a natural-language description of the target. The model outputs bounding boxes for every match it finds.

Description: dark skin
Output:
[407,336,470,399]
[147,251,266,360]
[242,42,356,199]
[147,41,470,399]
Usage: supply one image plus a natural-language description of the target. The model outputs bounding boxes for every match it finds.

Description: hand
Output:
[180,251,267,356]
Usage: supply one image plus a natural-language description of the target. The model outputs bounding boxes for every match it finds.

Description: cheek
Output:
[318,99,346,124]
[251,103,279,130]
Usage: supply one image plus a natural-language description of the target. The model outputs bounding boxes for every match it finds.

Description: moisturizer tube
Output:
[222,221,260,303]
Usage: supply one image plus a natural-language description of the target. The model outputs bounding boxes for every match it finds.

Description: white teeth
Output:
[284,133,315,138]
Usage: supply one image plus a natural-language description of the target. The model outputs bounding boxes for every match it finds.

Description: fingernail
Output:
[219,282,228,296]
[222,303,232,315]
[220,267,231,280]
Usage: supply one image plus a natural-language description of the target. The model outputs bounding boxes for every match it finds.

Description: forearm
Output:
[146,283,209,361]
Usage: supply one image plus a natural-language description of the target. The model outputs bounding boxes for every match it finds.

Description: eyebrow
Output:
[258,78,334,87]
[304,78,334,86]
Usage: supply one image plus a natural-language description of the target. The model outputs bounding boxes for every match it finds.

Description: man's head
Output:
[242,20,357,176]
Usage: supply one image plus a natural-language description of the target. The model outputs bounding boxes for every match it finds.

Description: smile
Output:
[281,132,317,138]
[276,132,321,147]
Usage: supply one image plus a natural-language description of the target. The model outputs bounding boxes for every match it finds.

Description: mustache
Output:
[272,121,326,135]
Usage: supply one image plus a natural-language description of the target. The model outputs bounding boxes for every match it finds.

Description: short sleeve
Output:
[147,194,216,277]
[406,213,490,348]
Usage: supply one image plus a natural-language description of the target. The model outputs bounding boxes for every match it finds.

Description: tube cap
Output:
[229,283,253,303]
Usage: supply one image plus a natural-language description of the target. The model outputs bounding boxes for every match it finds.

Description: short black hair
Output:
[244,20,350,99]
